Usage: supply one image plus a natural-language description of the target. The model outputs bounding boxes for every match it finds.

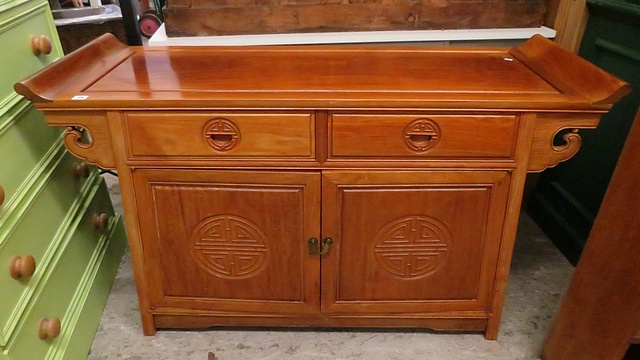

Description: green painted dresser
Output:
[0,0,127,359]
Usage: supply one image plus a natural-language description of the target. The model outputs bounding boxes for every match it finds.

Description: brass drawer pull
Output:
[73,162,91,178]
[320,237,334,255]
[38,317,61,340]
[93,213,110,231]
[9,255,36,279]
[31,35,52,56]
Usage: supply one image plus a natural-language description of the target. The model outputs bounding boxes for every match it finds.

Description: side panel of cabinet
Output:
[321,170,511,313]
[132,169,321,314]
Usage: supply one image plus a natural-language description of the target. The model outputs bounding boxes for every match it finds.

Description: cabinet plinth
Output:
[15,34,630,340]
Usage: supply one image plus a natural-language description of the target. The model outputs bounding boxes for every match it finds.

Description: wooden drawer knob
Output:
[93,213,110,230]
[38,317,61,340]
[31,35,52,56]
[73,162,91,178]
[0,185,4,206]
[9,255,36,279]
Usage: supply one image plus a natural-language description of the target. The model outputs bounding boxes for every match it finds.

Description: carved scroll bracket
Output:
[528,113,601,172]
[46,112,116,169]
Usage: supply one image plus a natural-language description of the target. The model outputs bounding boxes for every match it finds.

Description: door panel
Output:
[321,170,510,313]
[133,169,320,314]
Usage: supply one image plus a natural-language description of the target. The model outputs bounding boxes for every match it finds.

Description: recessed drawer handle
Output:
[408,134,434,145]
[31,35,52,56]
[93,213,111,231]
[9,255,36,279]
[403,118,441,152]
[38,317,61,340]
[209,133,234,146]
[0,185,4,206]
[203,118,240,152]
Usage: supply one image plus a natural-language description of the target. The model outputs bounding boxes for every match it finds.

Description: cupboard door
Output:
[321,170,511,313]
[133,169,320,314]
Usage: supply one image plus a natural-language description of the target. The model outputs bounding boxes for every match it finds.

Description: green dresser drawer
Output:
[0,148,95,344]
[0,103,62,213]
[0,0,62,115]
[3,178,119,360]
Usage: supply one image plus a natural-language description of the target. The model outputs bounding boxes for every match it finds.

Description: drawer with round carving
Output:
[329,113,518,159]
[124,112,315,159]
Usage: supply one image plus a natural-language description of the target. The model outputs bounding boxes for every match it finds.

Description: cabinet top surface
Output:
[88,48,557,95]
[15,34,630,110]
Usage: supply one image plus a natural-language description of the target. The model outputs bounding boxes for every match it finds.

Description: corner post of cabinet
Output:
[106,110,157,335]
[485,112,538,340]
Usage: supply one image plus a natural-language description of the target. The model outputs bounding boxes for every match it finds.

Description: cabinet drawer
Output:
[125,112,315,159]
[0,150,92,342]
[6,179,116,359]
[329,113,518,159]
[0,104,62,211]
[0,2,61,114]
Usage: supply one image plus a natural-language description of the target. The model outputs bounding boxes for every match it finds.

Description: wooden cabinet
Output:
[321,171,510,314]
[0,1,126,359]
[133,169,321,314]
[15,34,630,340]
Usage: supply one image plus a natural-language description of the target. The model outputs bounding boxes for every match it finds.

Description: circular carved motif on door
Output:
[191,215,268,279]
[373,216,450,279]
[403,118,441,152]
[203,118,240,152]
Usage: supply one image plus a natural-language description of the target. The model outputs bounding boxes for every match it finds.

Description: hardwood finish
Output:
[163,0,546,37]
[542,109,640,360]
[329,114,518,159]
[124,112,315,159]
[528,113,601,172]
[15,34,628,339]
[321,170,510,313]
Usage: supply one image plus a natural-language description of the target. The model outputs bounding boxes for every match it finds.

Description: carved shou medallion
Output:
[403,118,441,152]
[374,216,450,279]
[191,215,268,279]
[203,118,240,152]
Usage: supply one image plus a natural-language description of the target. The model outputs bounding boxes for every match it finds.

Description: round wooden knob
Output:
[38,317,61,340]
[30,35,52,56]
[73,162,91,178]
[9,255,36,279]
[0,185,4,206]
[92,213,110,230]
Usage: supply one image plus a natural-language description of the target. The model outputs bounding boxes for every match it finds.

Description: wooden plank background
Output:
[163,0,546,37]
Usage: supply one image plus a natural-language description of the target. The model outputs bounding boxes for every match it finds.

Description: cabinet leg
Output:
[141,312,157,336]
[485,317,500,340]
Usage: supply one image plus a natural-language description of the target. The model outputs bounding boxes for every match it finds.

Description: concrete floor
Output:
[87,176,574,360]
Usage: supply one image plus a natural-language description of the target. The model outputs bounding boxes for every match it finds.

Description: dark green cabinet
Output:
[528,0,640,264]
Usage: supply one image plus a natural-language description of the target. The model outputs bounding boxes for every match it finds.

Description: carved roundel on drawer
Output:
[373,216,450,279]
[191,215,268,279]
[403,118,441,152]
[203,118,241,152]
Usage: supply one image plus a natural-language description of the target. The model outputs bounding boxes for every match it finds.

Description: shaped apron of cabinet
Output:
[14,34,631,340]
